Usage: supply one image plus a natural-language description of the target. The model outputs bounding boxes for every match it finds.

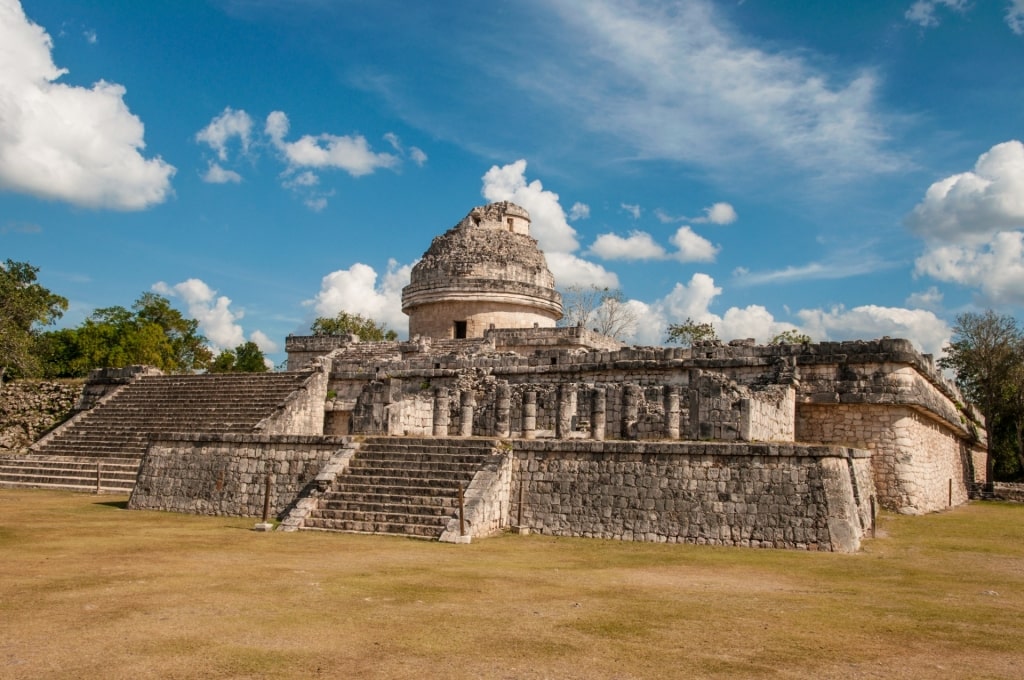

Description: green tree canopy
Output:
[770,329,812,345]
[38,293,211,377]
[666,318,718,347]
[938,310,1024,483]
[0,260,68,386]
[310,311,397,341]
[207,341,268,373]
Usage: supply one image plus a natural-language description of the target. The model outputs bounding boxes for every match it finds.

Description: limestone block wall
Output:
[796,404,972,513]
[742,385,796,442]
[509,441,871,552]
[128,434,349,517]
[255,361,329,435]
[440,448,513,543]
[406,299,558,340]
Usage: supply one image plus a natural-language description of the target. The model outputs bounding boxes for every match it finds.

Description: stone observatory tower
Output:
[401,201,563,339]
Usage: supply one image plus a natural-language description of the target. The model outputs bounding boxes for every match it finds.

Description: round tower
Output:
[401,201,563,339]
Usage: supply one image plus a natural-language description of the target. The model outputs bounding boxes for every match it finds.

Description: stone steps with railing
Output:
[0,371,314,493]
[301,436,500,539]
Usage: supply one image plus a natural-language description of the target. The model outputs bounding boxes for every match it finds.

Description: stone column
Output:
[459,390,476,437]
[495,382,511,438]
[664,385,680,439]
[591,387,606,441]
[623,384,640,441]
[555,383,576,439]
[432,388,450,437]
[522,391,537,440]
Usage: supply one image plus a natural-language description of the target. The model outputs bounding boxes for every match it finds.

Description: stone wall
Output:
[129,434,350,517]
[508,440,873,552]
[796,404,972,513]
[0,380,80,454]
[254,358,329,435]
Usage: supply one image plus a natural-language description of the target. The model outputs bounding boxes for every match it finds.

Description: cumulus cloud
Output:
[908,141,1024,305]
[905,286,943,310]
[409,146,428,166]
[265,111,399,176]
[698,202,737,225]
[152,279,248,350]
[249,329,279,354]
[481,159,619,289]
[588,231,666,261]
[304,259,412,334]
[669,226,719,262]
[569,202,590,221]
[1009,0,1024,34]
[0,0,175,209]
[797,305,950,356]
[196,107,253,161]
[202,162,242,184]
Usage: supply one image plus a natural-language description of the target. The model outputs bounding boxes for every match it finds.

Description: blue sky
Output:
[3,0,1024,365]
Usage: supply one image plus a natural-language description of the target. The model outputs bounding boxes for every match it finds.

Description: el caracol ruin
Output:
[0,201,988,551]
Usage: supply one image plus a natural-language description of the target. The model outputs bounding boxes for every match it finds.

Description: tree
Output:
[938,310,1024,484]
[38,293,211,377]
[208,341,268,373]
[770,329,812,345]
[310,311,397,341]
[666,318,718,347]
[559,285,638,340]
[0,260,68,388]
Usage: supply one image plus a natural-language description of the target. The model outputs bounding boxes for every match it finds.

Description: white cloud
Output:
[546,252,619,289]
[1009,0,1024,34]
[733,253,899,286]
[265,110,399,176]
[797,304,950,357]
[202,162,242,184]
[621,203,641,220]
[249,329,279,354]
[670,226,719,262]
[905,0,968,28]
[698,202,737,225]
[906,140,1024,245]
[0,0,175,209]
[905,286,943,310]
[541,0,903,178]
[410,146,428,166]
[83,29,96,44]
[908,141,1024,305]
[304,259,412,334]
[152,279,247,350]
[588,231,666,261]
[196,107,253,161]
[569,202,590,221]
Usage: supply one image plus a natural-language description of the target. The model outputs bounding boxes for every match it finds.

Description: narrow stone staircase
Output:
[302,437,500,539]
[0,372,314,493]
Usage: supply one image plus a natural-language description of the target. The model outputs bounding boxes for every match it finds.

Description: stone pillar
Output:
[623,384,640,441]
[495,382,511,438]
[664,385,680,439]
[432,388,449,437]
[591,387,606,441]
[459,390,475,437]
[555,383,576,439]
[522,391,537,440]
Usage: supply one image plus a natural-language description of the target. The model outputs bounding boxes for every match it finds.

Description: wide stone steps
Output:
[301,437,498,540]
[0,456,139,493]
[5,370,314,493]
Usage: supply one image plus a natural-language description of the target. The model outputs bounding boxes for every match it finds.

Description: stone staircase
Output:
[302,437,500,539]
[0,372,313,493]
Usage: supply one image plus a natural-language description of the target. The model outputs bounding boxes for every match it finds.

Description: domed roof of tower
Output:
[401,202,562,339]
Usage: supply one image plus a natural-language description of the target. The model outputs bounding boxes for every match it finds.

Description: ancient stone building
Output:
[401,201,563,339]
[0,201,988,553]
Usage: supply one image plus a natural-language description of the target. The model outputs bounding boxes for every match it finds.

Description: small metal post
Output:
[870,494,876,539]
[458,483,465,537]
[95,462,102,494]
[949,478,953,507]
[262,474,272,524]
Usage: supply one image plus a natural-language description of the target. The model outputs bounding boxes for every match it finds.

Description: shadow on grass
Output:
[94,499,129,510]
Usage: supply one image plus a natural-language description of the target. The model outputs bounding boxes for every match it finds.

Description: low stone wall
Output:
[255,359,329,435]
[993,482,1024,503]
[0,380,80,454]
[128,434,350,517]
[797,404,972,514]
[508,440,873,552]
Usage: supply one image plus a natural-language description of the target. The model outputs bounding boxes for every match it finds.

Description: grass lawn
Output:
[1,490,1022,679]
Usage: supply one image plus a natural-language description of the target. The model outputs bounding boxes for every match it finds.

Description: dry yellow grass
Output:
[1,490,1022,679]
